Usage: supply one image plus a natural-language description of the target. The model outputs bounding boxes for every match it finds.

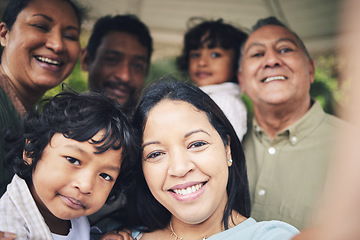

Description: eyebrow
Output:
[141,129,210,150]
[103,165,121,173]
[63,144,88,155]
[184,129,210,138]
[142,141,160,150]
[104,50,148,62]
[33,13,80,32]
[244,37,298,54]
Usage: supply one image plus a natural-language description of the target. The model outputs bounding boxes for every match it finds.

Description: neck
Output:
[169,211,245,240]
[0,64,43,110]
[253,98,312,139]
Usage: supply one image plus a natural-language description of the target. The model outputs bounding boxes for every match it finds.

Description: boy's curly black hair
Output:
[4,91,138,203]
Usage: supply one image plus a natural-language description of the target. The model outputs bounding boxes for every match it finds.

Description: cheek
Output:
[68,43,81,62]
[143,164,164,192]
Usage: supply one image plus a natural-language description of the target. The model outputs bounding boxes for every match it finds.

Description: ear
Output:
[226,135,232,167]
[308,59,315,84]
[23,150,33,165]
[0,22,9,47]
[80,48,90,71]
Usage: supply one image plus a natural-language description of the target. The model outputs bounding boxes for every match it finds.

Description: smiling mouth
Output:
[171,182,206,195]
[262,76,286,83]
[35,56,62,66]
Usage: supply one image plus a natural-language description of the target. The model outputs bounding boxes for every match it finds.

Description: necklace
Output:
[169,221,206,240]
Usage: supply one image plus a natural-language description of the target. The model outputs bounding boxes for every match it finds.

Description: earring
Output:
[228,158,233,163]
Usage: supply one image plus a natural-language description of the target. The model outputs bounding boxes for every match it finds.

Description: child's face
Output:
[189,45,235,87]
[27,132,122,221]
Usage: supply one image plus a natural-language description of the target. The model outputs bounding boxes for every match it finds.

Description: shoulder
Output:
[0,188,28,237]
[214,218,299,240]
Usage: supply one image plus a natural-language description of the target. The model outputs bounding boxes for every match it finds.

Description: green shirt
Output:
[243,101,347,230]
[0,85,21,196]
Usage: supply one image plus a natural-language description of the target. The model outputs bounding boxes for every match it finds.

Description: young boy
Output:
[0,91,136,239]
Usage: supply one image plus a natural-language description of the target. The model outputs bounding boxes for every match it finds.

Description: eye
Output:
[188,141,208,149]
[64,33,79,41]
[144,151,164,160]
[190,52,200,59]
[31,24,49,32]
[131,62,146,72]
[210,52,221,58]
[66,156,80,166]
[279,47,294,54]
[100,173,113,181]
[251,52,264,58]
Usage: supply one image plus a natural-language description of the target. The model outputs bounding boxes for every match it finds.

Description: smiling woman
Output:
[0,0,85,196]
[102,79,299,240]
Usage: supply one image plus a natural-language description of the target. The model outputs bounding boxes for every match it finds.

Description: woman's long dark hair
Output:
[123,78,250,231]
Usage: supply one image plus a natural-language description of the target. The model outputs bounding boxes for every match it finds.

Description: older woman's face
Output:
[0,0,80,91]
[142,99,232,225]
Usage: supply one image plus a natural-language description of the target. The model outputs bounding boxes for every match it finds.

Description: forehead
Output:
[16,0,79,28]
[145,100,210,128]
[99,31,148,56]
[244,25,300,49]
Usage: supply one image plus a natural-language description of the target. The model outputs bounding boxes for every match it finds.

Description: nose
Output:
[45,31,65,53]
[114,61,131,83]
[264,49,281,68]
[167,149,195,177]
[73,170,95,194]
[198,54,208,67]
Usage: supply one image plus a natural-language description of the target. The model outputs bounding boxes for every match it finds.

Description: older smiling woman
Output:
[0,0,85,196]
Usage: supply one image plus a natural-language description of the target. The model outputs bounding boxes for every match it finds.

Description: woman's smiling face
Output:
[141,99,232,224]
[0,0,81,93]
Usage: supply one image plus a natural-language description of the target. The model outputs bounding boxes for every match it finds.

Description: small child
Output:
[177,18,248,140]
[0,91,136,239]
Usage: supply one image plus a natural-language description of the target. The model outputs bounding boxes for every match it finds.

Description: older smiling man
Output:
[237,17,347,230]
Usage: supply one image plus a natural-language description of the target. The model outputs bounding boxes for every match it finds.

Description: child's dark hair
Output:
[177,18,248,83]
[4,91,137,203]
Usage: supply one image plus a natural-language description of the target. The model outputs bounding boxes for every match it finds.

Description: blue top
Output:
[132,217,299,240]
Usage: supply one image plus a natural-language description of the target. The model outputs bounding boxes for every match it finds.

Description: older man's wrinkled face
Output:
[238,25,314,108]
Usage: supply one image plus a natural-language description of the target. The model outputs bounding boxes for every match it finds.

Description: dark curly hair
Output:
[4,91,138,203]
[177,18,248,83]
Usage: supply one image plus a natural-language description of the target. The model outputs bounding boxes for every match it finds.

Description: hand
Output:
[100,229,134,240]
[0,231,17,240]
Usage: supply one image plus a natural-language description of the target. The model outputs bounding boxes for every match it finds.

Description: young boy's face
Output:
[27,132,122,221]
[188,45,235,87]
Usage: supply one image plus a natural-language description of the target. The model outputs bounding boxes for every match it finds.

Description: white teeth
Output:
[36,56,61,65]
[264,76,286,83]
[173,183,203,195]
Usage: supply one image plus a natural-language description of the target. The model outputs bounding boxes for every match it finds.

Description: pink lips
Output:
[60,195,86,210]
[169,182,206,202]
[195,71,212,78]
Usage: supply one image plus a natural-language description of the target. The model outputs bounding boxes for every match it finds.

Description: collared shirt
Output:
[243,101,347,230]
[0,175,90,239]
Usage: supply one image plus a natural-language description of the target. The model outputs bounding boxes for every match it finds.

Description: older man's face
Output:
[238,25,314,108]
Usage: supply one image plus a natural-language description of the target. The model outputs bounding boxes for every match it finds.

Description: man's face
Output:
[82,31,148,107]
[238,25,314,108]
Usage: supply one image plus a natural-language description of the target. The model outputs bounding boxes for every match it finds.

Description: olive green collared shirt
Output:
[243,100,347,230]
